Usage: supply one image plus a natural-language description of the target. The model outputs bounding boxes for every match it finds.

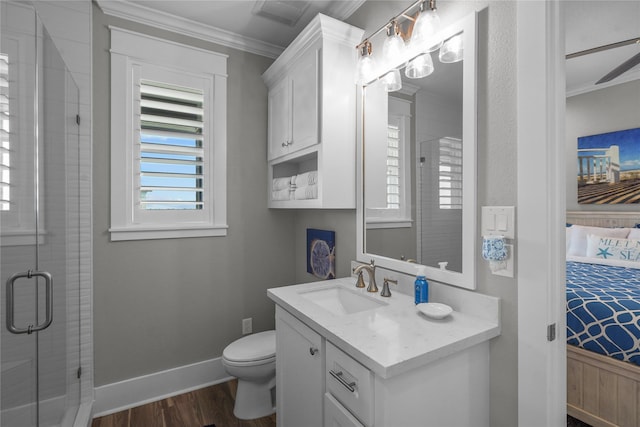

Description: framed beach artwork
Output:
[577,127,640,204]
[307,228,336,280]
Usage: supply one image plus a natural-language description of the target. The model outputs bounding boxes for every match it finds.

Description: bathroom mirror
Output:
[356,11,477,289]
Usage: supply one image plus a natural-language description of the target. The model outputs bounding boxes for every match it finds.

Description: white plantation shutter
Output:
[0,54,9,211]
[138,81,205,210]
[439,137,462,209]
[109,27,227,240]
[386,123,400,209]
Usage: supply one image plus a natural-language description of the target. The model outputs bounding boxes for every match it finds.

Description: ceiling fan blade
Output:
[595,51,640,84]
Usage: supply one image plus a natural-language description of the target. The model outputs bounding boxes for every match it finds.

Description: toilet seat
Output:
[223,330,276,363]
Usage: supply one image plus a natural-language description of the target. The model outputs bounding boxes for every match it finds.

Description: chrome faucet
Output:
[352,261,378,293]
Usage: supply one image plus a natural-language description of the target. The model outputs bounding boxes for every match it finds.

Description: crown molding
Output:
[96,0,284,59]
[327,0,367,21]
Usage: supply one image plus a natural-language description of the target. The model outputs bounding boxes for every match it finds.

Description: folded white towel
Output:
[294,171,318,187]
[272,188,292,201]
[294,184,318,200]
[272,176,293,191]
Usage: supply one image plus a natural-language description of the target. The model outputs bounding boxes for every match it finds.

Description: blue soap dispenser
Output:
[414,267,429,304]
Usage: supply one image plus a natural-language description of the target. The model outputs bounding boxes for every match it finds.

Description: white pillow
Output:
[586,234,640,262]
[628,228,640,240]
[566,226,572,254]
[567,225,630,257]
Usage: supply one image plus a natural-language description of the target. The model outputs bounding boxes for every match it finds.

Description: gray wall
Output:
[566,80,640,211]
[92,4,297,386]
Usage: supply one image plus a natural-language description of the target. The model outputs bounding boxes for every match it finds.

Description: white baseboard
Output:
[93,357,233,417]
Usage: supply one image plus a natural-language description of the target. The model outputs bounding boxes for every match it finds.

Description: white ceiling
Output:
[98,1,640,96]
[564,0,640,96]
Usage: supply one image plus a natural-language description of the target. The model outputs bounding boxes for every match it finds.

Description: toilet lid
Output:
[223,330,276,363]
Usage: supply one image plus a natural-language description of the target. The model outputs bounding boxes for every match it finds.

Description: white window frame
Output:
[109,27,228,241]
[366,96,412,229]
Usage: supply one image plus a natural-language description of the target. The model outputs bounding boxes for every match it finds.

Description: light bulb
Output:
[382,69,402,92]
[355,42,376,85]
[382,21,406,69]
[439,34,464,63]
[410,2,442,53]
[405,52,434,79]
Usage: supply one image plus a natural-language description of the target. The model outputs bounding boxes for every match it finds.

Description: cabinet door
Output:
[276,307,324,427]
[290,48,319,153]
[267,77,290,160]
[324,393,365,427]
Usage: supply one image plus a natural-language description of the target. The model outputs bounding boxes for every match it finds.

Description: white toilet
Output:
[222,330,276,420]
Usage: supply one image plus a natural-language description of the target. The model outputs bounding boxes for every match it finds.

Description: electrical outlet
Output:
[242,318,252,335]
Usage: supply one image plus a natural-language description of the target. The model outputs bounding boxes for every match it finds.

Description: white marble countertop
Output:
[267,277,500,379]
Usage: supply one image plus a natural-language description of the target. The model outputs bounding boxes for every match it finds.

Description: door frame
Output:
[516,1,566,426]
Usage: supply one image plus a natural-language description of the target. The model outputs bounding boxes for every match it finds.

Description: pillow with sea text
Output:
[586,234,640,262]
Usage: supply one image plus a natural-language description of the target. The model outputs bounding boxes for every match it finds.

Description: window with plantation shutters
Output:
[139,81,205,211]
[110,27,227,241]
[439,137,462,210]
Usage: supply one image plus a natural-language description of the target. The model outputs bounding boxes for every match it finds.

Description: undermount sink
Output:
[299,286,388,316]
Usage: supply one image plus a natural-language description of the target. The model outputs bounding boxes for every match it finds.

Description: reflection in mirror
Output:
[357,11,477,289]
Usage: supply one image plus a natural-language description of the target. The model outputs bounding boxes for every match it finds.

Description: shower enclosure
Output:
[1,2,92,426]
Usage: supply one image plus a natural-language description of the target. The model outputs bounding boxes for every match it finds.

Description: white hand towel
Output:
[294,184,318,200]
[272,188,291,201]
[294,171,318,187]
[272,176,293,191]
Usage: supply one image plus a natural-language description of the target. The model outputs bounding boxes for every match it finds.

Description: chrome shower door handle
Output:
[6,270,53,334]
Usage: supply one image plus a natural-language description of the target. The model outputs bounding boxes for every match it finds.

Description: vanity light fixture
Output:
[409,0,442,53]
[382,69,402,92]
[355,41,375,85]
[382,20,406,69]
[354,0,462,85]
[405,52,434,79]
[439,33,464,63]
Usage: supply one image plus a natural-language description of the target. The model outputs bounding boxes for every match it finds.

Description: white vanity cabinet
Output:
[270,277,500,427]
[275,306,324,427]
[275,305,491,427]
[262,14,363,209]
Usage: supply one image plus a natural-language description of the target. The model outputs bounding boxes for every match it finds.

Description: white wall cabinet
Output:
[275,306,324,427]
[263,14,363,209]
[267,49,319,160]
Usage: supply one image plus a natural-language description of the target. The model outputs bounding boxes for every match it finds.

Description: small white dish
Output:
[416,302,453,319]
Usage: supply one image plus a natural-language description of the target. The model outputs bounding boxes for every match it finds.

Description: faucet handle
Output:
[355,271,366,288]
[380,278,398,297]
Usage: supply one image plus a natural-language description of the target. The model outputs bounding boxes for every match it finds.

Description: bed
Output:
[566,211,640,427]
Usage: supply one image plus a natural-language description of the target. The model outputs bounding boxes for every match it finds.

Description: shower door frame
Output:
[1,1,94,426]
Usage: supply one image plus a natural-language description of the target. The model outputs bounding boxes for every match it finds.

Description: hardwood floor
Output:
[91,380,276,427]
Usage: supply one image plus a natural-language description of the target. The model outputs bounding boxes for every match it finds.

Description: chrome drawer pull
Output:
[309,347,319,356]
[329,369,356,393]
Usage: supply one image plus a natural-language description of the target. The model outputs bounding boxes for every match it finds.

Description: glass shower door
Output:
[1,3,82,426]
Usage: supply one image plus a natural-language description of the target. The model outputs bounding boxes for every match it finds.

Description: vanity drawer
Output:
[325,341,373,426]
[324,393,365,427]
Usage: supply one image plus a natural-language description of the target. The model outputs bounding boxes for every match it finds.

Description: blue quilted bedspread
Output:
[566,261,640,365]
